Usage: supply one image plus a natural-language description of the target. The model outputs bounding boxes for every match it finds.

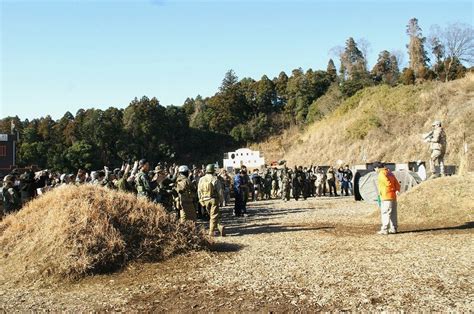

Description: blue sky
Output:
[1,0,473,119]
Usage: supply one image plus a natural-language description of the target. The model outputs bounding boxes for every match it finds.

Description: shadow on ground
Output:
[225,223,334,236]
[399,221,474,234]
[209,242,245,252]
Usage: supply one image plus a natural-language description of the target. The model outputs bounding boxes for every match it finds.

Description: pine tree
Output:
[220,69,238,92]
[371,50,399,86]
[326,59,337,82]
[340,37,366,80]
[274,71,289,107]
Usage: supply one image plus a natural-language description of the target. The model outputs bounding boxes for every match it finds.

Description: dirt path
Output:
[1,197,473,311]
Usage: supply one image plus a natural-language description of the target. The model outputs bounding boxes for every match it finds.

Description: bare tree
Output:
[444,23,474,64]
[329,45,344,60]
[430,23,474,81]
[357,38,372,70]
[391,49,407,69]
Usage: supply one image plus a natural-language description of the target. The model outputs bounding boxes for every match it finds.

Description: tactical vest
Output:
[135,172,149,196]
[176,175,194,199]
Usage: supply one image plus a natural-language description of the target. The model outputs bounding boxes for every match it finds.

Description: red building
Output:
[0,133,18,177]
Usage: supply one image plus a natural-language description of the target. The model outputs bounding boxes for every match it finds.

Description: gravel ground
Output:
[1,196,473,311]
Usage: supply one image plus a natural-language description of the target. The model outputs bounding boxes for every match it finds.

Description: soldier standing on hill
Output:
[428,120,447,179]
[198,164,225,236]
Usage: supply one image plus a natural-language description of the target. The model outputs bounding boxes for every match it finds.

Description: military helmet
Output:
[178,165,189,173]
[139,159,148,168]
[205,164,215,174]
[432,120,442,127]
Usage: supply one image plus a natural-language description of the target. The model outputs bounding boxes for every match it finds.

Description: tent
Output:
[355,170,423,203]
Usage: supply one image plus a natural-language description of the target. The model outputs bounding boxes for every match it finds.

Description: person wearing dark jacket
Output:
[20,168,36,204]
[341,165,353,196]
[326,166,338,197]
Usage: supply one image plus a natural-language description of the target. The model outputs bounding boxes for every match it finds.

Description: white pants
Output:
[380,200,398,232]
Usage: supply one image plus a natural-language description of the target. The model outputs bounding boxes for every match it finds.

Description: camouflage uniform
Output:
[429,125,447,177]
[175,174,197,222]
[198,171,224,236]
[135,170,152,199]
[280,169,291,201]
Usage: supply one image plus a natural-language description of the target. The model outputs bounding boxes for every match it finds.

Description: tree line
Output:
[0,99,235,172]
[1,18,472,172]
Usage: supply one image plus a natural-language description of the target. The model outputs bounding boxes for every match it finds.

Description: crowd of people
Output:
[0,120,448,238]
[0,160,354,236]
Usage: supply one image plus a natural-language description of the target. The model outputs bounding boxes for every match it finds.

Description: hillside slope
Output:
[254,74,474,170]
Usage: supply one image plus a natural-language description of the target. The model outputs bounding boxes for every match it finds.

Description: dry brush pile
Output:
[0,185,210,282]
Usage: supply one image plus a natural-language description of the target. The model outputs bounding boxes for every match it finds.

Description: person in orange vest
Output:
[373,162,401,235]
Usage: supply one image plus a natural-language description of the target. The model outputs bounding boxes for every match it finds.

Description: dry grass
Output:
[396,174,474,225]
[0,185,210,282]
[258,74,474,168]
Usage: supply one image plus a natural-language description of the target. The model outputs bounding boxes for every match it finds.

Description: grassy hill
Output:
[254,74,474,172]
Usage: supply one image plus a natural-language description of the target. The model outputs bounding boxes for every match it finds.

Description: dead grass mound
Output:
[367,174,474,226]
[0,185,210,282]
[397,174,474,225]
